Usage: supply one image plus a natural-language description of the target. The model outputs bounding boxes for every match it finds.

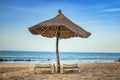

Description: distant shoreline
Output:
[0,51,120,64]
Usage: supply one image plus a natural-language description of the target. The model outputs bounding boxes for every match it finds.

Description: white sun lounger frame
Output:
[61,63,80,73]
[34,63,55,73]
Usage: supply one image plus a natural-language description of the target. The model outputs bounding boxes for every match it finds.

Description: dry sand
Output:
[0,62,120,80]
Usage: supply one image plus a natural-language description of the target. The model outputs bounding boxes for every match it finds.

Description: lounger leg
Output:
[53,64,56,73]
[78,65,80,73]
[34,67,37,74]
[78,68,80,73]
[52,68,54,73]
[79,70,80,73]
[50,66,52,73]
[51,66,53,73]
[61,67,64,73]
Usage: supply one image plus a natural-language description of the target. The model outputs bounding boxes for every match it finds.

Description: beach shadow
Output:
[61,70,79,74]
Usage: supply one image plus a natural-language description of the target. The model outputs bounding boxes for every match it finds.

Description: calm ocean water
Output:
[0,51,120,64]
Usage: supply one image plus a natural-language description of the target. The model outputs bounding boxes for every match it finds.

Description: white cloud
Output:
[101,8,120,12]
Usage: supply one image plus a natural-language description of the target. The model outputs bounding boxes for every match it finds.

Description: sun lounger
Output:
[61,63,80,73]
[34,63,55,73]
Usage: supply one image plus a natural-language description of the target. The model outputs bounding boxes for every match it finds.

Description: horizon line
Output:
[0,50,120,53]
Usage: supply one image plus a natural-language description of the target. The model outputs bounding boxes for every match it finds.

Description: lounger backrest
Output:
[62,64,78,67]
[35,64,52,67]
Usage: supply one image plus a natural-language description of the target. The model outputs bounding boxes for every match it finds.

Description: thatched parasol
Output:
[29,10,91,73]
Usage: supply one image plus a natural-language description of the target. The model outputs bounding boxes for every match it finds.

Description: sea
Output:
[0,51,120,64]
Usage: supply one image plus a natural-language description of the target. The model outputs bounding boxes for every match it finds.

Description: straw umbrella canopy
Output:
[29,10,91,73]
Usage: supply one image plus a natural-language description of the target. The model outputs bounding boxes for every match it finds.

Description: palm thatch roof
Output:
[29,10,91,39]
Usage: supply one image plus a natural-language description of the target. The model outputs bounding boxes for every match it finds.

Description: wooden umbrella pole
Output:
[56,27,60,73]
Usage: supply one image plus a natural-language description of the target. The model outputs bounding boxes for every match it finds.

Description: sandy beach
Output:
[0,62,120,80]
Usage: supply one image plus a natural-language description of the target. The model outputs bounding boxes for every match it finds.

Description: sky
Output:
[0,0,120,52]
